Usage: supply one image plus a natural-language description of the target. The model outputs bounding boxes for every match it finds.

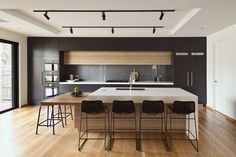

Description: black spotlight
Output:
[44,11,50,20]
[102,11,106,21]
[70,27,73,34]
[111,27,114,34]
[159,11,164,20]
[153,27,156,34]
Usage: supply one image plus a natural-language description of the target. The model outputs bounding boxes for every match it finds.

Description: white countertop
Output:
[88,87,198,104]
[59,81,174,85]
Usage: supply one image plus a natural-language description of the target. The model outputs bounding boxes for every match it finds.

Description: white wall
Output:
[0,28,27,107]
[207,24,236,120]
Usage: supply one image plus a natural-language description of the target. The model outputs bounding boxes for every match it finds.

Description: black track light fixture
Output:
[102,11,106,21]
[70,27,73,34]
[153,27,156,34]
[111,27,114,34]
[159,11,164,20]
[44,11,50,20]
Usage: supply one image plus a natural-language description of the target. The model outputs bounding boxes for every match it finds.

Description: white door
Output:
[214,39,236,119]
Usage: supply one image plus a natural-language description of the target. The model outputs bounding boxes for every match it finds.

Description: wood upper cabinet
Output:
[63,51,172,65]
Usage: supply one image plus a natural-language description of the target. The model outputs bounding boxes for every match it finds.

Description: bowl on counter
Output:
[66,79,79,82]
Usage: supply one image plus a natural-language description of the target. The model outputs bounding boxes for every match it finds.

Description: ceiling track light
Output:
[111,27,114,34]
[34,10,175,21]
[70,27,73,34]
[62,26,164,34]
[44,11,50,20]
[62,26,164,29]
[102,11,106,21]
[34,9,175,13]
[159,11,164,20]
[153,27,156,34]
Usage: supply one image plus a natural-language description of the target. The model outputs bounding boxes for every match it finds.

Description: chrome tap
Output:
[129,75,133,91]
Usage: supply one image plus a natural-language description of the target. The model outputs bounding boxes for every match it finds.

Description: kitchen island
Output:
[75,87,198,138]
[59,81,174,94]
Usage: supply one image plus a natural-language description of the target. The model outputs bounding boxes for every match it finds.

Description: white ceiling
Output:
[0,0,236,37]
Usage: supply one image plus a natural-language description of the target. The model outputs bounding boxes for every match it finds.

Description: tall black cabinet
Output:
[173,38,206,104]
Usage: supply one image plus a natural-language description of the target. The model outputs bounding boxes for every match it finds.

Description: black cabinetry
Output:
[173,38,206,104]
[28,37,206,105]
[28,38,59,105]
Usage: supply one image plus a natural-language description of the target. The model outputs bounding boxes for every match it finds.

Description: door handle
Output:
[187,72,189,86]
[191,72,193,86]
[41,72,44,85]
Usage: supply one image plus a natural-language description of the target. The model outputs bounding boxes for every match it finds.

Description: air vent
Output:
[0,19,8,22]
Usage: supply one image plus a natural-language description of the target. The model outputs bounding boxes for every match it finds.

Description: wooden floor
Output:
[0,106,236,157]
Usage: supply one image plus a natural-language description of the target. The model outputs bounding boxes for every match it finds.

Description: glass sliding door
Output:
[0,39,18,113]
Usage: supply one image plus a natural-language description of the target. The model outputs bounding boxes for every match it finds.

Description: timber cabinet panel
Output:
[64,51,172,65]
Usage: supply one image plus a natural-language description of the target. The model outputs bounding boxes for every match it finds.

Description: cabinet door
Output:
[31,56,44,104]
[28,39,44,105]
[174,52,191,90]
[174,52,206,104]
[189,53,206,104]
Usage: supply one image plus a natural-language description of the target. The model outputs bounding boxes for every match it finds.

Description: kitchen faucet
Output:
[129,75,133,91]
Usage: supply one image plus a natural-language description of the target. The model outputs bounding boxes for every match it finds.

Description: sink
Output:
[105,80,128,82]
[116,87,145,90]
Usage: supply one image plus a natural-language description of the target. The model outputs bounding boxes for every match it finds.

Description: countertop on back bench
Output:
[59,81,174,85]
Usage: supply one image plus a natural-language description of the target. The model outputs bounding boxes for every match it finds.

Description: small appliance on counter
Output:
[152,65,162,82]
[66,74,79,82]
[129,69,139,82]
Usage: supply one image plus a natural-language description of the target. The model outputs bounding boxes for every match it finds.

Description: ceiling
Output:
[0,0,236,37]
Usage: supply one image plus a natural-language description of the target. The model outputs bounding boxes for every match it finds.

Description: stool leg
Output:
[47,106,49,127]
[64,105,67,126]
[78,112,83,151]
[104,112,107,149]
[70,105,73,120]
[52,105,55,135]
[139,109,142,149]
[194,113,199,152]
[110,112,115,150]
[188,114,190,137]
[112,113,115,139]
[86,114,88,139]
[169,111,172,151]
[161,113,164,142]
[36,106,42,135]
[135,110,139,151]
[107,110,111,151]
[59,105,64,128]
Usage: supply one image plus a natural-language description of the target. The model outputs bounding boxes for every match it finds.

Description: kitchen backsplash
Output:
[60,65,173,82]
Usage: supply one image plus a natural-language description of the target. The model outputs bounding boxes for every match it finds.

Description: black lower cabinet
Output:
[174,52,206,104]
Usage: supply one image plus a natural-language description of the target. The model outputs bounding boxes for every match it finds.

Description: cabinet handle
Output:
[187,72,189,86]
[191,72,193,86]
[41,72,44,85]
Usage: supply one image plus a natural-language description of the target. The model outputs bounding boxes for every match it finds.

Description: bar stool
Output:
[139,100,166,150]
[78,100,109,151]
[36,104,64,135]
[110,100,138,150]
[166,101,199,152]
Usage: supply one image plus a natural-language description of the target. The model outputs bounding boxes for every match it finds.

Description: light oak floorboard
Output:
[0,106,236,157]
